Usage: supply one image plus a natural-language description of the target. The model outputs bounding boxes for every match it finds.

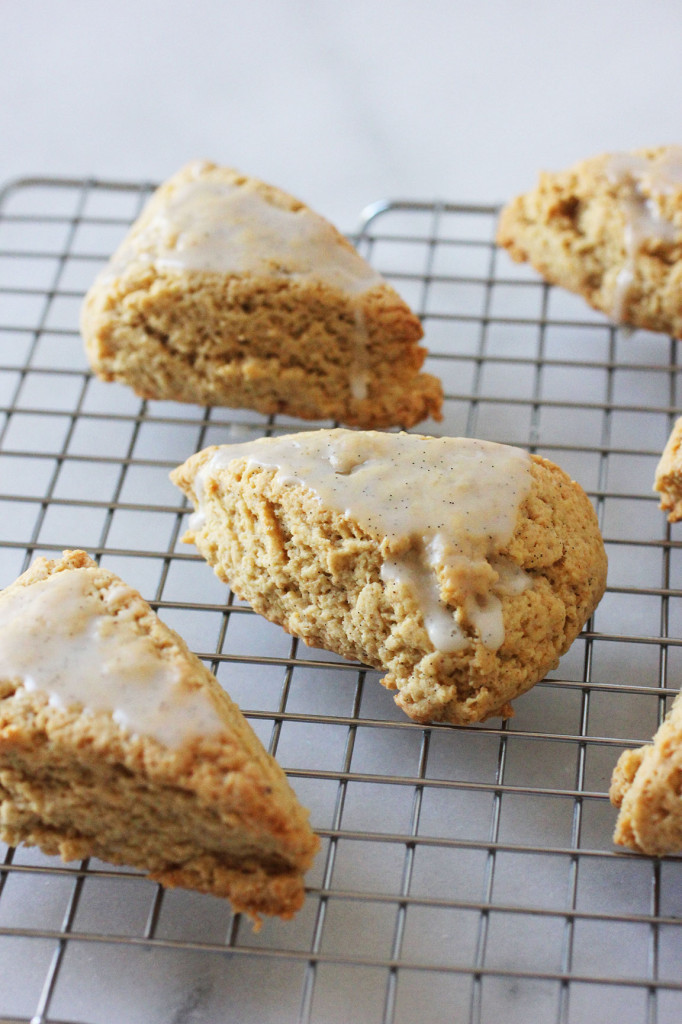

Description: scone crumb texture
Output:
[497,145,682,337]
[80,160,443,428]
[654,416,682,521]
[0,550,319,924]
[172,428,607,726]
[610,690,682,857]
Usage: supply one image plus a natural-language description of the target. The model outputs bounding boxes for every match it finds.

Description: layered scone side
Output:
[654,416,682,521]
[81,160,443,429]
[497,145,682,336]
[0,550,318,924]
[610,691,682,856]
[172,430,607,725]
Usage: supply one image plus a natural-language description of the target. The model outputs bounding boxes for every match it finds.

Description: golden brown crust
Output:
[0,550,319,924]
[654,417,682,521]
[610,691,682,856]
[497,146,682,336]
[172,439,607,725]
[81,161,443,428]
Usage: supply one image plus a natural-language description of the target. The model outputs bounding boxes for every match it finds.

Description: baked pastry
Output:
[0,550,318,924]
[610,690,682,856]
[654,416,682,521]
[497,145,682,335]
[81,160,443,428]
[171,429,607,725]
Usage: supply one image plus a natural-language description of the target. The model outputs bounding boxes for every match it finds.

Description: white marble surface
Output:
[3,0,682,230]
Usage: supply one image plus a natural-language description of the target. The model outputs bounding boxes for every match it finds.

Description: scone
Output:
[654,416,682,521]
[0,550,318,924]
[171,429,607,725]
[497,145,682,335]
[610,690,682,856]
[81,160,443,429]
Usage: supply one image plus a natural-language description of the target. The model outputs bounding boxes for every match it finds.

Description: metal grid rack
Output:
[0,174,681,1024]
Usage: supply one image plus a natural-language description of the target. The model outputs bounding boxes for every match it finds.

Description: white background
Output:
[3,0,682,230]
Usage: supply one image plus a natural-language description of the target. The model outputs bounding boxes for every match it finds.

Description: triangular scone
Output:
[81,160,443,429]
[0,550,318,924]
[610,691,682,856]
[497,146,682,335]
[171,429,607,725]
[654,416,682,521]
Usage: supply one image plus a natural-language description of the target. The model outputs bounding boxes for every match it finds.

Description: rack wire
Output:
[0,175,681,1024]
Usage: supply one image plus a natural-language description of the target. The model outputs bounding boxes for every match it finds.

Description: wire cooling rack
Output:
[1,174,681,1024]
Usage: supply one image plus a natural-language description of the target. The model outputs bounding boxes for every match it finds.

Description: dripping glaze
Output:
[190,429,533,654]
[604,147,682,322]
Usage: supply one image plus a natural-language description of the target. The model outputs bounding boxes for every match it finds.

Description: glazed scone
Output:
[81,160,443,429]
[610,690,682,856]
[654,417,682,521]
[497,145,682,335]
[0,550,318,924]
[171,429,607,725]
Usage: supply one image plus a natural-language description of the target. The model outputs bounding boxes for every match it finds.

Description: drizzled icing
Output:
[606,148,682,197]
[105,161,380,402]
[135,168,382,292]
[604,147,682,322]
[188,429,533,653]
[0,568,224,747]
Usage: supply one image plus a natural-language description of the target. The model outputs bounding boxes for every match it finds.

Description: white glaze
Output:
[0,568,223,747]
[604,148,682,321]
[111,161,382,295]
[191,429,532,653]
[606,147,682,196]
[349,370,370,401]
[105,161,382,404]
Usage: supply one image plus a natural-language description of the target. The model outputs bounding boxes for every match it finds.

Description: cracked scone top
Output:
[497,145,682,336]
[0,550,319,924]
[81,160,443,428]
[172,429,607,724]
